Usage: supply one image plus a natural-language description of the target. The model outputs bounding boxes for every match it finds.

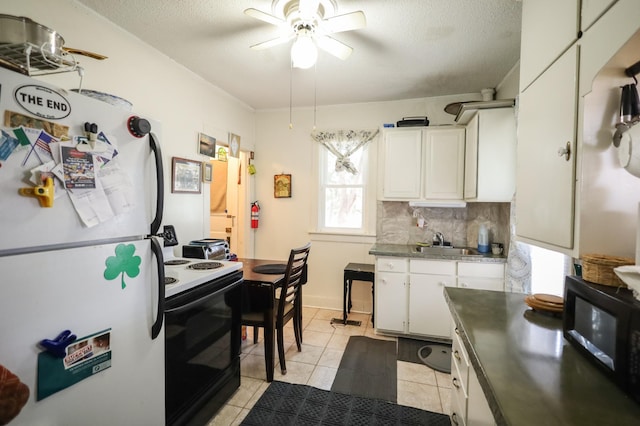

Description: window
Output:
[528,244,570,296]
[316,144,374,234]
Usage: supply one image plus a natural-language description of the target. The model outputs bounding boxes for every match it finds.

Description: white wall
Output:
[578,30,640,258]
[3,0,256,250]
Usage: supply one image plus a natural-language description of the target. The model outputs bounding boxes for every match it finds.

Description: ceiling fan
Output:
[244,0,366,68]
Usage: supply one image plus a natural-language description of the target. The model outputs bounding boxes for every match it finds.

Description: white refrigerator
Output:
[0,67,166,425]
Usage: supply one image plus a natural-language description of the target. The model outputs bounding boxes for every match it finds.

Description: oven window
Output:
[165,279,241,423]
[569,296,617,370]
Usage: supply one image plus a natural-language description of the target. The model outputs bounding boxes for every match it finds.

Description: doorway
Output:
[208,150,251,258]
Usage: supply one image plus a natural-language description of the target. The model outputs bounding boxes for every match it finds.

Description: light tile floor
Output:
[208,308,452,425]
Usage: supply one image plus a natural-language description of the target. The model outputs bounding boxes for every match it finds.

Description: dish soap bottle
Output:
[478,224,489,253]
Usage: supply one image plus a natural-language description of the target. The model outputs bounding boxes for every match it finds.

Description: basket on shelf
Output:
[581,254,635,288]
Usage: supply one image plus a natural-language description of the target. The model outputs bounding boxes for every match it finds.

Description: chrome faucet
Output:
[434,232,445,246]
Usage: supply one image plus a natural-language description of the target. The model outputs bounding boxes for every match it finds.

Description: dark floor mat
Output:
[241,381,450,426]
[398,338,452,373]
[330,336,397,402]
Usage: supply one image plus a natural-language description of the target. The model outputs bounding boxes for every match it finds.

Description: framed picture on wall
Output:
[202,162,212,183]
[274,174,292,198]
[172,157,202,193]
[198,133,216,158]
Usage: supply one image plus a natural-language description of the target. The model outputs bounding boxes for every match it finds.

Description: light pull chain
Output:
[313,61,317,131]
[289,59,293,129]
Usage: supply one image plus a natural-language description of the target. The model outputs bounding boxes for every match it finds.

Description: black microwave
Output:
[563,275,640,403]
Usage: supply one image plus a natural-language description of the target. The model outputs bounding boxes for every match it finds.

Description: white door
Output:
[423,127,465,200]
[409,273,455,337]
[375,271,406,333]
[0,240,164,425]
[380,129,422,199]
[516,46,578,250]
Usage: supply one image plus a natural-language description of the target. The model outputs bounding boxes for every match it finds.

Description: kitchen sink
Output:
[414,246,483,256]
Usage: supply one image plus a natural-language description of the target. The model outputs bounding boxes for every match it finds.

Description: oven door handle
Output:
[165,279,242,314]
[150,236,165,340]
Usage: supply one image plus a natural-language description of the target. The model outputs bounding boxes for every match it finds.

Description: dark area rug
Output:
[241,381,450,426]
[397,338,452,373]
[330,336,397,402]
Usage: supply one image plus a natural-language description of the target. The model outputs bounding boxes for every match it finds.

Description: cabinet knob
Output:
[452,377,460,389]
[386,263,394,270]
[454,350,461,361]
[460,282,468,288]
[557,141,571,161]
[452,412,460,425]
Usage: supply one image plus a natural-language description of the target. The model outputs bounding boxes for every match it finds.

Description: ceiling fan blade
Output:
[321,11,366,34]
[244,8,286,27]
[315,35,353,60]
[299,0,320,20]
[249,34,295,50]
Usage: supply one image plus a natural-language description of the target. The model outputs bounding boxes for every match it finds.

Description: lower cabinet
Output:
[450,324,495,426]
[409,259,456,337]
[375,257,408,333]
[375,257,505,338]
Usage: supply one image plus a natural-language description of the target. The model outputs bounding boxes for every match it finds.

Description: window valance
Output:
[311,129,379,174]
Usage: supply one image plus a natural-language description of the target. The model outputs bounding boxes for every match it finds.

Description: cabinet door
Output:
[516,45,578,250]
[408,273,455,337]
[380,129,422,199]
[375,271,406,333]
[464,113,479,199]
[423,127,465,200]
[520,0,579,91]
[581,0,617,31]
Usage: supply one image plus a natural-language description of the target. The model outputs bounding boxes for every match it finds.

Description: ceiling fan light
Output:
[291,35,318,69]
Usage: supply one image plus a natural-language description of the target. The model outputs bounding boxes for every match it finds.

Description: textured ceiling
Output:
[77,0,522,110]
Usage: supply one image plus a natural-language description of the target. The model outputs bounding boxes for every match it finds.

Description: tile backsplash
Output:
[376,201,511,251]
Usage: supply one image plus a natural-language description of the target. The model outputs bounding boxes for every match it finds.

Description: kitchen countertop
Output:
[369,243,506,263]
[444,287,640,425]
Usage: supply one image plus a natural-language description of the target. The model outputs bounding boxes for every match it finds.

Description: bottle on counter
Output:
[478,224,490,253]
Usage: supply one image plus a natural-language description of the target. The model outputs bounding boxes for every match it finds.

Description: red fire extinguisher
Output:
[251,201,260,229]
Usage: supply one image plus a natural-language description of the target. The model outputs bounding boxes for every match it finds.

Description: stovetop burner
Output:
[165,259,191,266]
[187,261,224,271]
[164,276,178,285]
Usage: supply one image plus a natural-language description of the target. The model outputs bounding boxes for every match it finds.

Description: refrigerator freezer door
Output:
[0,240,164,425]
[0,68,162,253]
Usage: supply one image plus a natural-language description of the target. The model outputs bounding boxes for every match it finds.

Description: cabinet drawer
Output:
[450,383,467,426]
[457,262,504,279]
[376,257,408,273]
[458,277,504,292]
[410,259,456,275]
[451,333,469,396]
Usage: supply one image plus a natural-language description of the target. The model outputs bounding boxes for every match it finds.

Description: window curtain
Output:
[311,129,379,174]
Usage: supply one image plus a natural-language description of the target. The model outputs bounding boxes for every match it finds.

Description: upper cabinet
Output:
[581,0,618,31]
[519,0,580,91]
[423,127,465,200]
[378,127,465,202]
[517,46,579,251]
[380,129,423,199]
[464,109,517,202]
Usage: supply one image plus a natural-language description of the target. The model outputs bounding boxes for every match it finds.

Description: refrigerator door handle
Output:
[150,236,165,339]
[149,132,164,236]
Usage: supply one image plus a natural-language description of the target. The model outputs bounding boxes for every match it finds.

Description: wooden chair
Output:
[241,243,311,380]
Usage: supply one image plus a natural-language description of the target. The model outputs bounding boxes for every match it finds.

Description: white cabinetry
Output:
[581,0,617,31]
[375,257,505,339]
[379,127,465,202]
[458,262,505,292]
[516,45,578,250]
[380,129,422,199]
[450,325,495,426]
[375,257,408,333]
[423,127,465,200]
[463,109,517,202]
[519,0,579,91]
[409,260,456,337]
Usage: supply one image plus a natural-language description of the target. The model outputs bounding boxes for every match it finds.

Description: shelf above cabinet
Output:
[454,99,515,125]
